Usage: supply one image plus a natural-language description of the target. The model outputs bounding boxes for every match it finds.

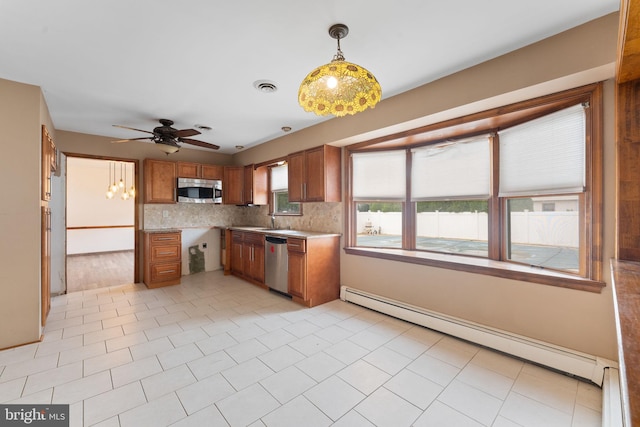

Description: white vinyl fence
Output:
[357,210,578,247]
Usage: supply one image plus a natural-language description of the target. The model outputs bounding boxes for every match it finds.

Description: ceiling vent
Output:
[254,80,278,93]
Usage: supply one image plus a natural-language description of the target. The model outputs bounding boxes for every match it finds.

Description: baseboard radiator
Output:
[340,286,617,386]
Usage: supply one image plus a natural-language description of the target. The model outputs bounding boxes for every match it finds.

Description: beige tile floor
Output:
[0,271,602,426]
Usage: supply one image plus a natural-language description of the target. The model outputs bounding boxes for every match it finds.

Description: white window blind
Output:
[271,164,288,191]
[411,137,491,200]
[352,151,406,200]
[499,104,586,196]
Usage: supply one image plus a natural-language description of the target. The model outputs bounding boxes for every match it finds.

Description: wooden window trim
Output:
[344,83,604,291]
[267,163,302,217]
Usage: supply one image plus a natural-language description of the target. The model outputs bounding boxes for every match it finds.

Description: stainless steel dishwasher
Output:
[265,236,288,294]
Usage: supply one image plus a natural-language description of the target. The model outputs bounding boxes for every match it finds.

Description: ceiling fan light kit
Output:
[112,118,220,154]
[299,23,381,117]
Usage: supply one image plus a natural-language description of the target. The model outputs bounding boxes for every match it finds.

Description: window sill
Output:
[343,247,605,293]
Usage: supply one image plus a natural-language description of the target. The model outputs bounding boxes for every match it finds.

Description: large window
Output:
[499,104,586,273]
[270,163,300,215]
[346,84,603,291]
[352,150,405,248]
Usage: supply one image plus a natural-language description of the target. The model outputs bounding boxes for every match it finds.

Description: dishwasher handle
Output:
[265,236,287,244]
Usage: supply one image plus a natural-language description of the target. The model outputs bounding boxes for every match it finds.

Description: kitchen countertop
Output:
[611,259,640,427]
[142,228,182,234]
[228,226,340,239]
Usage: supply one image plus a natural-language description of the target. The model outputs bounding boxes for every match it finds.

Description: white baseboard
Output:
[340,286,617,385]
[602,368,625,427]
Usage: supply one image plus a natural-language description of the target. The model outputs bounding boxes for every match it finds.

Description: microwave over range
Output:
[177,177,222,204]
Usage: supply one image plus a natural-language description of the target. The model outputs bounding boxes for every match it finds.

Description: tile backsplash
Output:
[144,202,342,234]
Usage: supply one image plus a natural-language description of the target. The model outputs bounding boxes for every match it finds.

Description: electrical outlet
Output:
[162,210,168,218]
[202,243,207,249]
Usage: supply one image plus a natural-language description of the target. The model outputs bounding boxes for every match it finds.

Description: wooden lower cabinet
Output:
[143,230,182,288]
[287,236,340,307]
[229,231,340,307]
[230,231,265,286]
[41,206,51,326]
[287,244,306,300]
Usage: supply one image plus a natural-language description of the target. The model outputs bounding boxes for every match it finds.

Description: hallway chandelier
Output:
[106,161,135,200]
[298,23,381,117]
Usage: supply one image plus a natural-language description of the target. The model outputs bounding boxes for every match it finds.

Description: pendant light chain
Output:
[105,160,135,200]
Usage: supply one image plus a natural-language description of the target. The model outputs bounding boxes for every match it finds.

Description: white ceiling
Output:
[0,0,619,154]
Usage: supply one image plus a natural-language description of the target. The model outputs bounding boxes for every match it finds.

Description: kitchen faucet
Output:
[271,213,276,229]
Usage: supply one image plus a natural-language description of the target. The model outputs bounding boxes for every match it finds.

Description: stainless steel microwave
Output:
[177,177,222,204]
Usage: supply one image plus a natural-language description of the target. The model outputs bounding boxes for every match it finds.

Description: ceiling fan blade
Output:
[112,137,153,143]
[112,124,155,135]
[179,138,220,150]
[174,129,201,138]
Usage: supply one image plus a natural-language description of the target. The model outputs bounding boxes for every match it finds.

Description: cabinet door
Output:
[201,164,223,180]
[304,147,325,202]
[144,159,177,203]
[223,166,244,205]
[249,242,265,283]
[41,206,51,326]
[41,125,52,201]
[243,165,254,204]
[287,151,305,202]
[231,232,244,275]
[287,251,306,299]
[242,165,268,205]
[177,162,200,178]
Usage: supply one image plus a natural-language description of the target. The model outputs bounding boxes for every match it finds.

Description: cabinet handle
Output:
[157,237,173,240]
[158,251,174,255]
[159,270,176,274]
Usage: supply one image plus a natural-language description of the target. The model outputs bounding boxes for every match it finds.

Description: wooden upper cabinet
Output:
[288,145,341,202]
[223,166,244,205]
[177,162,223,180]
[287,151,305,202]
[41,125,54,202]
[144,159,177,203]
[244,164,268,205]
[177,162,199,178]
[201,164,224,180]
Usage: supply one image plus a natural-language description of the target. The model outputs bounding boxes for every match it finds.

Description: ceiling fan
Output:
[112,119,220,153]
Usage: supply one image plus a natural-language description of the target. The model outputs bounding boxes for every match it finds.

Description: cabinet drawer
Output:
[149,261,181,282]
[150,233,181,244]
[244,232,264,246]
[287,238,306,253]
[150,243,181,262]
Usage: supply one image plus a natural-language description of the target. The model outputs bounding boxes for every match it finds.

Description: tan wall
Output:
[0,79,43,348]
[233,13,619,359]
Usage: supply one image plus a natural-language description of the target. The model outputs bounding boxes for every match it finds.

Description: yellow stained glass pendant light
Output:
[298,24,381,117]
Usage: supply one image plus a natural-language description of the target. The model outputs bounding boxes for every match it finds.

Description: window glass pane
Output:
[271,164,288,191]
[352,151,406,200]
[355,202,402,248]
[412,137,490,200]
[506,196,579,272]
[499,104,586,196]
[274,190,300,214]
[416,201,488,256]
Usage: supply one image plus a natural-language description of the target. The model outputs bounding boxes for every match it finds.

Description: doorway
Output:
[65,155,139,293]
